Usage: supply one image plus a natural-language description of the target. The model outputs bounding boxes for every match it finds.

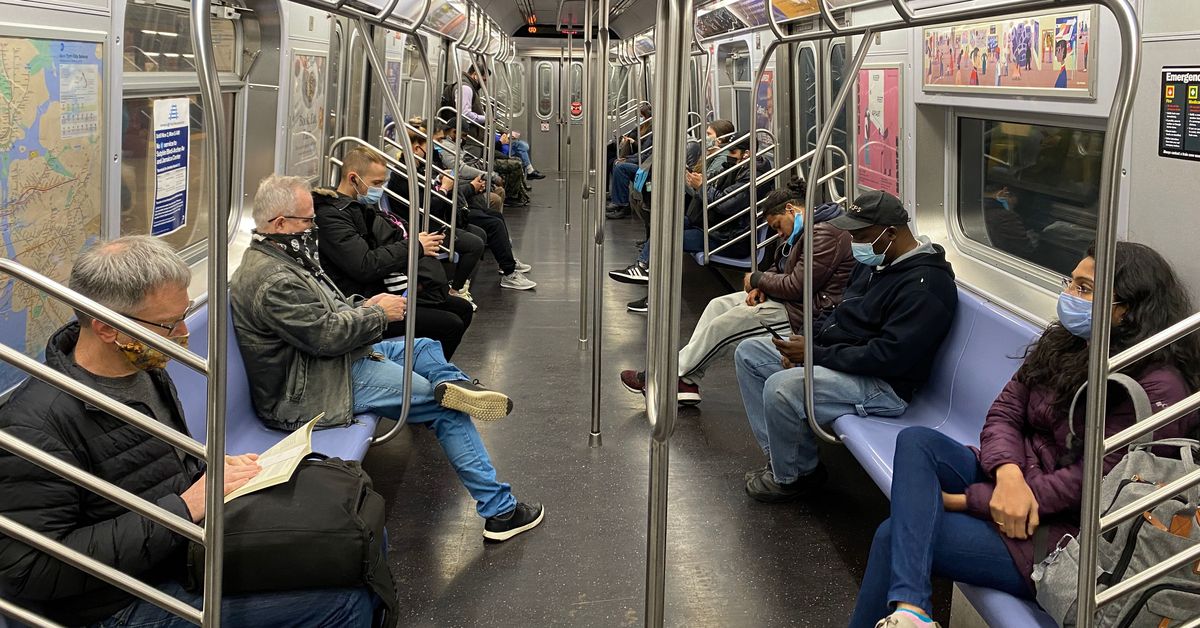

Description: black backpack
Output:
[186,457,398,627]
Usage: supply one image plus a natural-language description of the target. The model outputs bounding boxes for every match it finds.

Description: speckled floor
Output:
[364,175,950,627]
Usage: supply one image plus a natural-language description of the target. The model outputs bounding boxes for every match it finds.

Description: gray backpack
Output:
[1032,376,1200,627]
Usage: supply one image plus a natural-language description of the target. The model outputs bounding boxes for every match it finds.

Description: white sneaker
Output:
[510,259,532,274]
[451,287,477,311]
[875,610,941,628]
[500,272,537,290]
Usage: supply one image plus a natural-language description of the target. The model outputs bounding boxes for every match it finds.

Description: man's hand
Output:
[499,133,511,145]
[990,464,1040,539]
[684,171,704,190]
[366,294,408,321]
[470,175,486,193]
[743,273,754,293]
[772,335,805,365]
[439,175,454,191]
[180,456,262,523]
[418,231,444,256]
[744,288,766,307]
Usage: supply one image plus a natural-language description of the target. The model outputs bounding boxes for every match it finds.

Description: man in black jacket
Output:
[0,236,374,627]
[734,190,959,502]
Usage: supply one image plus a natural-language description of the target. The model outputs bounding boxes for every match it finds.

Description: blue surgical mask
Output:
[361,186,384,205]
[786,213,804,247]
[851,230,892,267]
[996,196,1010,211]
[1057,292,1093,339]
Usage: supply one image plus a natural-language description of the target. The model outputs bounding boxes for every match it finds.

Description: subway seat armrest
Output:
[691,225,771,269]
[829,288,1051,624]
[166,301,381,463]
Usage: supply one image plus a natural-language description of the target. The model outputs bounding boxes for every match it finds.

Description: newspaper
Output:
[224,414,322,503]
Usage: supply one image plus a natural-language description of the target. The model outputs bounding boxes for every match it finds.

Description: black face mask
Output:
[725,156,740,168]
[254,228,323,276]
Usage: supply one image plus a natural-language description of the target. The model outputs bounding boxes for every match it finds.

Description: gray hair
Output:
[252,174,311,229]
[69,235,190,322]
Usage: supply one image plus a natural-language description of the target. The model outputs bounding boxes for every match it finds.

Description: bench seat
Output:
[166,303,380,462]
[691,226,771,270]
[831,287,1055,626]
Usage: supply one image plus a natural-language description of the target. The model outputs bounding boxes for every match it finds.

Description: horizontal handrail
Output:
[0,596,65,628]
[0,344,207,459]
[0,428,204,543]
[0,259,206,374]
[1095,542,1200,607]
[0,513,203,624]
[1109,312,1200,373]
[1099,466,1200,534]
[1105,390,1200,454]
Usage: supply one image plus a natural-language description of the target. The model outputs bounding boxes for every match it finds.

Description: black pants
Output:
[467,208,516,275]
[448,224,486,290]
[384,295,475,359]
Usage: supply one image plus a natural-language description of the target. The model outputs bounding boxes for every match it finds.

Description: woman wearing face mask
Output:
[851,242,1200,628]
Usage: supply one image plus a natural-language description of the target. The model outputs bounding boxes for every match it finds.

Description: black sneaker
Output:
[609,262,649,284]
[744,463,827,503]
[605,204,631,219]
[434,379,514,421]
[744,463,771,482]
[527,171,546,180]
[483,502,545,541]
[626,296,648,313]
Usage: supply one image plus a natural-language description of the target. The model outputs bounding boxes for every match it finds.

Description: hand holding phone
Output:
[759,321,784,341]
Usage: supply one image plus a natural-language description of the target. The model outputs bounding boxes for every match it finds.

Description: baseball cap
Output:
[828,190,909,231]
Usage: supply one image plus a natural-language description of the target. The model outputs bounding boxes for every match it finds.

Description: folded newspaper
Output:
[224,414,322,503]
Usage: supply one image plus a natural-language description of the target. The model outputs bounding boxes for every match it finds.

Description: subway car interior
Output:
[1,0,1200,626]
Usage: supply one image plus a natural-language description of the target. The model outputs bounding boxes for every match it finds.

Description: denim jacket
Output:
[230,240,388,430]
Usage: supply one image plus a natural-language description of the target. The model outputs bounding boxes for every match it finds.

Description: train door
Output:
[526,58,584,172]
[822,38,852,198]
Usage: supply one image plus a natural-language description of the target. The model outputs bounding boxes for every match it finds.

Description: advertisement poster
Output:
[770,0,820,21]
[285,51,327,181]
[756,69,774,138]
[856,66,901,197]
[151,98,190,236]
[59,63,100,139]
[1159,67,1200,162]
[922,7,1094,98]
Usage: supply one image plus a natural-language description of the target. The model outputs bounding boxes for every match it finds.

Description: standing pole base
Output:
[589,432,603,448]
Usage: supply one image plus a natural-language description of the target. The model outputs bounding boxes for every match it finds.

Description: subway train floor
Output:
[363,175,951,627]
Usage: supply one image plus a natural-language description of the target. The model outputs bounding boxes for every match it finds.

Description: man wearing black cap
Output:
[734,189,958,502]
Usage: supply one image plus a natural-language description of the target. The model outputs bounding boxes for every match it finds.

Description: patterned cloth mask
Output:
[116,334,189,371]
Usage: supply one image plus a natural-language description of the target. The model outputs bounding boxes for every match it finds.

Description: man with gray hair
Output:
[231,174,544,541]
[0,235,375,626]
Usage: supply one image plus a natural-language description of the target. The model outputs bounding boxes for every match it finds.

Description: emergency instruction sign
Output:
[1159,67,1200,162]
[152,98,191,235]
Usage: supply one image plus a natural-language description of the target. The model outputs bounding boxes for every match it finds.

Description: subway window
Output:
[957,117,1104,276]
[123,1,237,73]
[536,62,553,118]
[510,63,525,117]
[798,46,817,154]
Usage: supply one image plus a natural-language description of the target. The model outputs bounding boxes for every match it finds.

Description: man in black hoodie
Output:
[734,190,958,503]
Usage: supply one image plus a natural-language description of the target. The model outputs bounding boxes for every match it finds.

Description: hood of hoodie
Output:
[812,202,842,224]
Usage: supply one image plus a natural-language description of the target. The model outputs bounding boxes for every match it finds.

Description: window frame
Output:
[946,107,1108,293]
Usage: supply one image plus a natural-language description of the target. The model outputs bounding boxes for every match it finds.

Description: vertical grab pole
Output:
[444,39,461,258]
[1076,2,1141,625]
[562,39,572,230]
[589,0,611,448]
[643,0,694,622]
[578,3,593,345]
[747,39,780,273]
[801,24,874,447]
[414,39,437,233]
[356,16,420,445]
[189,0,227,624]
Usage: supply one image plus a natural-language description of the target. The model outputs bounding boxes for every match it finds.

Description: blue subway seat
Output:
[435,251,461,263]
[830,287,1055,626]
[166,302,380,462]
[691,226,771,270]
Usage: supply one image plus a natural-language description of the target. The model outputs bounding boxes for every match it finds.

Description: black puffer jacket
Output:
[0,323,202,626]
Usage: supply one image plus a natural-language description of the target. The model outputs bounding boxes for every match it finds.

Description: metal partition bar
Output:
[1100,466,1200,534]
[413,34,438,233]
[0,596,65,628]
[190,0,230,622]
[589,0,611,449]
[353,16,421,446]
[562,38,572,230]
[1104,390,1200,453]
[480,51,497,198]
[643,0,694,622]
[1108,312,1200,373]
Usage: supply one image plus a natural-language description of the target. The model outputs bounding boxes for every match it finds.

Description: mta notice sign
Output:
[1159,68,1200,162]
[152,98,190,235]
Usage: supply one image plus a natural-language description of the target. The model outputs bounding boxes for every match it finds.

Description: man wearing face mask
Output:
[232,175,544,541]
[734,189,958,502]
[0,236,378,626]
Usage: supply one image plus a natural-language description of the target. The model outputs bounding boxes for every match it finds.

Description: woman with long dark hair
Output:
[851,242,1200,628]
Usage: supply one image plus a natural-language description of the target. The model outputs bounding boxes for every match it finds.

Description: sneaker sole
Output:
[500,281,537,291]
[677,394,701,405]
[438,384,513,421]
[483,507,545,541]
[609,273,649,285]
[621,380,645,395]
[626,306,648,313]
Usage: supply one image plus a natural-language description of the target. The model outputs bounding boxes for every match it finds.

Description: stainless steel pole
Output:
[643,0,694,622]
[578,4,593,345]
[589,0,611,449]
[190,0,228,623]
[560,42,570,230]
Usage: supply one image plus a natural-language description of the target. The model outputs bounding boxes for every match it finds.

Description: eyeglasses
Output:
[123,300,198,336]
[277,215,316,225]
[1061,276,1093,297]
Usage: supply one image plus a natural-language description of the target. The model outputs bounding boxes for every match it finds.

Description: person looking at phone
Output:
[734,189,958,502]
[312,146,476,357]
[619,178,855,405]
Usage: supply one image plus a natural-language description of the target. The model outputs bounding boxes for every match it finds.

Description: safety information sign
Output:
[1159,67,1200,162]
[152,98,190,235]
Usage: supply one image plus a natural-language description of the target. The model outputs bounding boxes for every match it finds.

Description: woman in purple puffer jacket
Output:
[851,242,1200,628]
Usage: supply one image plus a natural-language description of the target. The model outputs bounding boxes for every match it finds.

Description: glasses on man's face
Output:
[278,215,316,226]
[124,300,198,336]
[1061,276,1094,298]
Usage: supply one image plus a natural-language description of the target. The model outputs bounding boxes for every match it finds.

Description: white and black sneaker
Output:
[500,272,537,290]
[609,262,649,284]
[434,379,514,421]
[626,296,648,313]
[498,259,533,274]
[483,502,545,541]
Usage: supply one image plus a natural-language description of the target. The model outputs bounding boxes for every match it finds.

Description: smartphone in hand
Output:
[759,321,785,341]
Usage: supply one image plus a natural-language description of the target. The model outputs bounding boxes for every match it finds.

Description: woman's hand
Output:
[417,232,444,257]
[942,492,967,512]
[990,463,1040,539]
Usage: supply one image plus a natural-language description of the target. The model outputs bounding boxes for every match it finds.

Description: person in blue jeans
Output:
[606,104,653,219]
[496,132,545,180]
[91,582,374,627]
[851,243,1200,628]
[231,175,545,543]
[734,190,958,502]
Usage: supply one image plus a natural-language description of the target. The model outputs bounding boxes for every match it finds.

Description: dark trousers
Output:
[449,224,487,290]
[467,209,516,275]
[385,295,475,359]
[849,427,1030,627]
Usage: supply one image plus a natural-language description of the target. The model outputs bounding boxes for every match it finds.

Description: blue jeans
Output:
[610,161,639,206]
[352,338,516,518]
[637,226,706,265]
[92,580,373,627]
[734,336,907,482]
[510,140,533,170]
[849,427,1031,627]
